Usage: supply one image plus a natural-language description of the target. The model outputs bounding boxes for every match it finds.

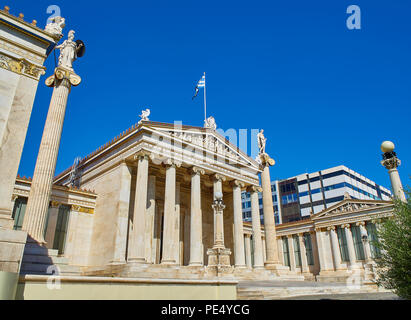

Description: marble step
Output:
[23,245,59,257]
[22,254,69,265]
[20,262,81,275]
[237,286,378,299]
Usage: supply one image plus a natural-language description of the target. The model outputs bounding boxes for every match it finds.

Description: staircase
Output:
[20,243,81,276]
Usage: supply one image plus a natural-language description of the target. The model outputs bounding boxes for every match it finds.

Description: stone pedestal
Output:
[22,67,81,244]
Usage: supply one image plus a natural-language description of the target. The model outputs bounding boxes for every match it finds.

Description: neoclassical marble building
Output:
[8,119,394,284]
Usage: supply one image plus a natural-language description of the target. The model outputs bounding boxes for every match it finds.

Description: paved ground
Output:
[279,292,400,300]
[237,280,400,300]
[238,280,348,288]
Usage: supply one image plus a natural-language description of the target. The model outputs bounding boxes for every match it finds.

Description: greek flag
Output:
[192,74,205,100]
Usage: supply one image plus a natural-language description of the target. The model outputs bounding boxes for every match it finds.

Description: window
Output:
[336,227,349,262]
[282,237,290,267]
[304,233,314,265]
[293,235,302,267]
[366,222,381,259]
[12,197,27,230]
[351,225,365,261]
[53,205,71,255]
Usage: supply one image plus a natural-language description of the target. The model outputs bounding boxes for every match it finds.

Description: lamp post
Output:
[380,141,406,202]
[207,192,231,274]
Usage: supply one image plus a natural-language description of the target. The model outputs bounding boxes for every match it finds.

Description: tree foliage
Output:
[375,188,411,299]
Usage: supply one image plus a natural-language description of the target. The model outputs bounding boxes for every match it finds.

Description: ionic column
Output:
[189,166,204,266]
[244,234,252,268]
[44,201,61,249]
[298,233,309,273]
[179,206,186,266]
[232,180,246,268]
[22,67,81,243]
[310,231,321,273]
[161,160,180,264]
[357,221,372,262]
[145,175,156,264]
[342,224,358,268]
[327,226,344,270]
[128,151,150,263]
[315,228,327,272]
[260,160,280,266]
[111,162,132,264]
[172,181,181,264]
[287,235,296,272]
[249,186,264,268]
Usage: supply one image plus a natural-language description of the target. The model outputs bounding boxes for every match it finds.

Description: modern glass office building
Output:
[242,165,392,224]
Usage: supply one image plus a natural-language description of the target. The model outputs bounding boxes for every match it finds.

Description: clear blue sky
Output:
[13,0,411,191]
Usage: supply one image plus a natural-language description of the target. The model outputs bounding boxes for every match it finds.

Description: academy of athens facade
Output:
[10,120,394,283]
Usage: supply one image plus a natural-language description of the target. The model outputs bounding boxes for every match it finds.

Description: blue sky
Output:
[13,0,411,190]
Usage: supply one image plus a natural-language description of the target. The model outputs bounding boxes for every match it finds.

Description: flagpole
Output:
[204,72,207,122]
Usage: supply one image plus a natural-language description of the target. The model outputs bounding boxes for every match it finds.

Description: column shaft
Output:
[250,187,264,268]
[145,175,156,263]
[161,164,177,264]
[315,229,327,272]
[22,78,71,243]
[111,162,131,264]
[172,182,181,264]
[343,224,357,267]
[233,180,246,268]
[328,226,343,270]
[261,165,279,265]
[128,153,149,263]
[189,167,203,266]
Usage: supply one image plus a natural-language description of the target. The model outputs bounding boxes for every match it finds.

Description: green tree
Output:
[375,188,411,299]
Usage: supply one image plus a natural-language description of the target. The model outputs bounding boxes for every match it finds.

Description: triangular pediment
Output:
[142,121,261,171]
[312,199,393,220]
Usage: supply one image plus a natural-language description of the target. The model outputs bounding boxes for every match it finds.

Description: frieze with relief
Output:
[168,131,240,160]
[0,52,45,80]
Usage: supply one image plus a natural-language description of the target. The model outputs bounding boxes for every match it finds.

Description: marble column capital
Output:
[247,185,262,193]
[231,180,245,188]
[212,173,226,183]
[134,150,151,161]
[50,201,61,209]
[45,66,82,88]
[71,205,81,212]
[341,223,351,229]
[11,194,19,202]
[190,166,205,176]
[297,232,305,237]
[164,158,182,168]
[244,233,251,238]
[356,221,366,227]
[326,225,336,231]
